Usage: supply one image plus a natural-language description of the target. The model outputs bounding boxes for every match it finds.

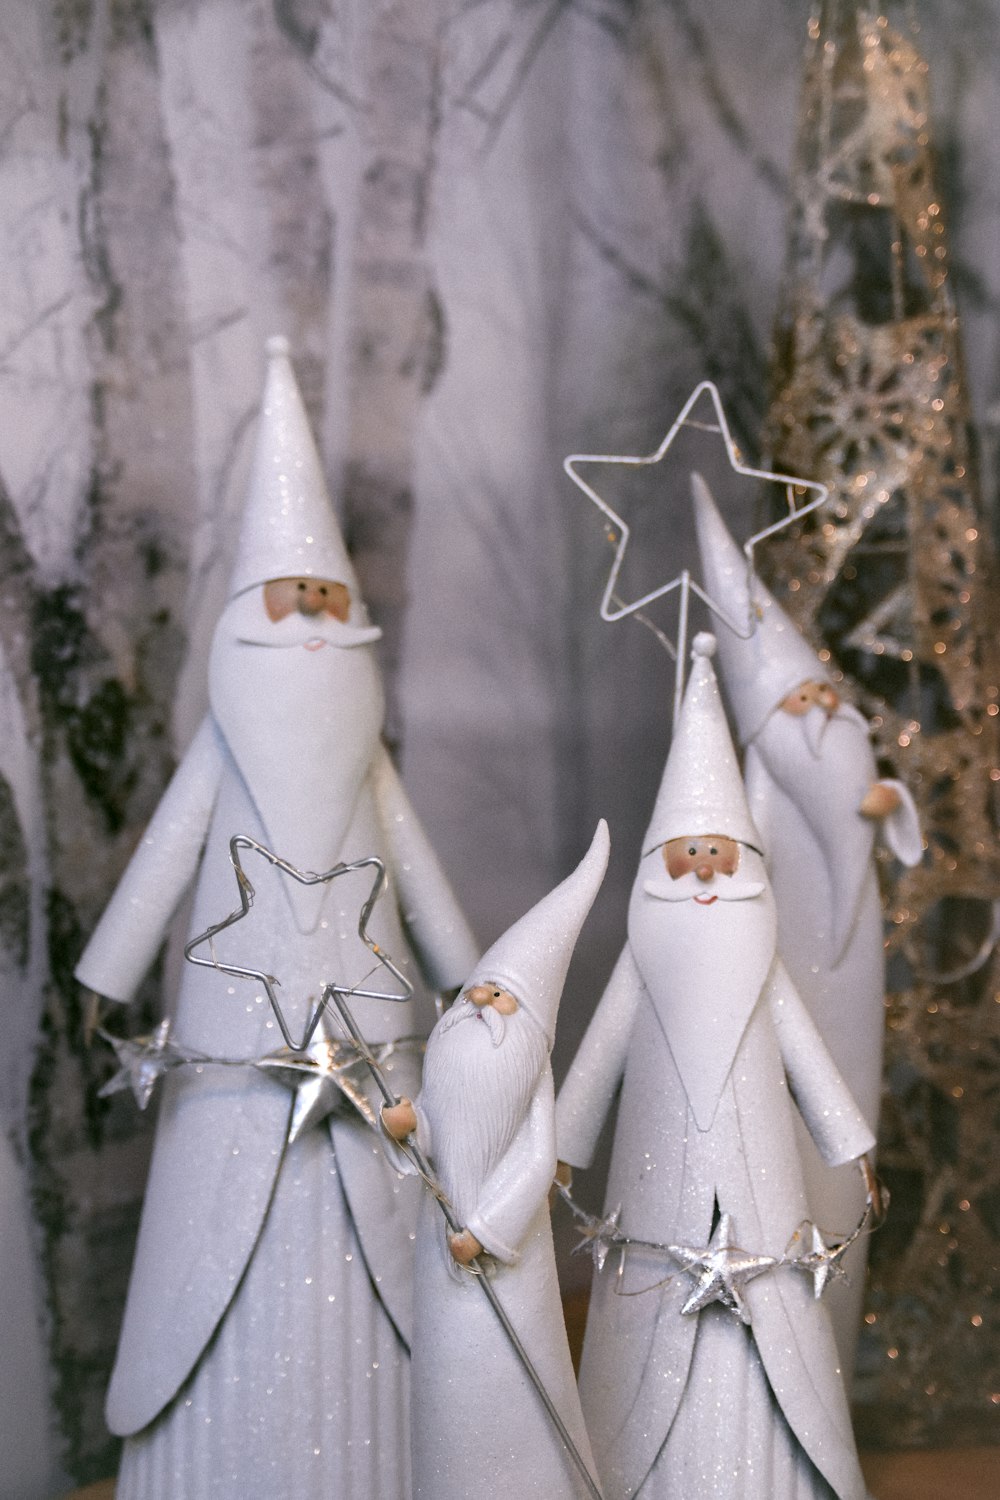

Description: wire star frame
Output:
[564,380,830,719]
[184,835,413,1053]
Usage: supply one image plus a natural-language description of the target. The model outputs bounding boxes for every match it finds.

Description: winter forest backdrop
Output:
[0,0,997,1487]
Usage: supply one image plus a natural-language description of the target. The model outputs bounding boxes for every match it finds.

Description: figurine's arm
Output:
[861,777,922,867]
[464,1071,556,1265]
[555,943,642,1171]
[371,745,479,992]
[767,959,876,1167]
[74,715,225,1004]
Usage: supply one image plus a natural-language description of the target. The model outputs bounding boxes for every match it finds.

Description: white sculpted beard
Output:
[421,1004,548,1232]
[643,871,765,903]
[752,703,877,963]
[628,847,777,1130]
[208,589,385,932]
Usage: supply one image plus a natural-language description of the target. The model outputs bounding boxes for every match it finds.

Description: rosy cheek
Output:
[263,584,295,622]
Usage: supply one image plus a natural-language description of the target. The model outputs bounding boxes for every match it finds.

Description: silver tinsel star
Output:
[99,1019,178,1110]
[573,1204,623,1274]
[786,1221,853,1300]
[255,1033,376,1141]
[667,1212,777,1325]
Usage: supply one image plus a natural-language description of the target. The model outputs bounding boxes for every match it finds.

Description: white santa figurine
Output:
[382,820,610,1500]
[75,336,478,1498]
[693,475,921,1365]
[557,634,877,1500]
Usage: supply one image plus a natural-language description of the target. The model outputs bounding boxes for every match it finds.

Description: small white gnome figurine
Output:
[693,475,920,1365]
[75,337,478,1499]
[382,821,610,1500]
[556,635,877,1500]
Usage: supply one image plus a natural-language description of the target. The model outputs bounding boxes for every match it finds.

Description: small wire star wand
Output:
[187,835,605,1500]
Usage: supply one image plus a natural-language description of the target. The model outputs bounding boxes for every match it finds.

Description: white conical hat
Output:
[227,336,360,599]
[642,633,762,853]
[465,820,610,1043]
[692,473,830,744]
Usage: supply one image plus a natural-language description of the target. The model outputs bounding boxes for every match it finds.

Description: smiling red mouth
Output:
[303,638,327,651]
[693,893,718,905]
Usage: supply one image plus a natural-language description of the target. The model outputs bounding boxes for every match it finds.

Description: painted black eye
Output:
[709,846,718,856]
[297,581,307,590]
[688,846,697,856]
[492,990,501,998]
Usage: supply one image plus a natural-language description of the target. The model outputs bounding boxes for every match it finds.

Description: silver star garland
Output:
[667,1213,777,1324]
[98,1019,179,1110]
[556,1180,880,1321]
[97,1017,423,1141]
[785,1220,853,1300]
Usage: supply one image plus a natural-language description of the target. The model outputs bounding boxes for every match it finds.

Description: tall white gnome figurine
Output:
[693,475,920,1366]
[382,821,610,1500]
[75,337,478,1499]
[556,635,878,1500]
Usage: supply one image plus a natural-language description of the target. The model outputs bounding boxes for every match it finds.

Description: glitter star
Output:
[184,835,412,1053]
[98,1019,178,1110]
[573,1204,623,1274]
[564,380,828,626]
[786,1221,854,1300]
[667,1212,778,1325]
[255,1032,378,1140]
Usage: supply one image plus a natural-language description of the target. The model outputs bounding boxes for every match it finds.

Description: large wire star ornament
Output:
[184,835,413,1053]
[564,381,829,716]
[666,1212,778,1325]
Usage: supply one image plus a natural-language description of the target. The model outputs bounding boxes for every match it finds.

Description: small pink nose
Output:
[695,861,715,883]
[467,985,493,1008]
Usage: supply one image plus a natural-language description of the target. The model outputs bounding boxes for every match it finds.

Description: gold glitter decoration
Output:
[761,2,1000,1447]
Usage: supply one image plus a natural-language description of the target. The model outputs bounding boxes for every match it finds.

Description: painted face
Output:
[779,678,840,717]
[263,576,351,623]
[465,982,520,1017]
[663,836,740,883]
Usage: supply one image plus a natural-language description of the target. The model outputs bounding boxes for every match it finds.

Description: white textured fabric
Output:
[639,1306,835,1499]
[115,1126,410,1499]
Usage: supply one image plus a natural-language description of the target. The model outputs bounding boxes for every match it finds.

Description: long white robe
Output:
[406,1065,598,1500]
[76,715,477,1498]
[556,948,875,1500]
[745,748,919,1367]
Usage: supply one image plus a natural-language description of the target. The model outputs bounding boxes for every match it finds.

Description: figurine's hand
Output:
[860,782,901,819]
[448,1229,483,1265]
[381,1099,418,1141]
[549,1159,573,1208]
[859,1153,889,1224]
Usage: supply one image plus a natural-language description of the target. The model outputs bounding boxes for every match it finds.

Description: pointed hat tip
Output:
[588,817,611,869]
[692,631,717,659]
[690,470,713,504]
[265,334,291,359]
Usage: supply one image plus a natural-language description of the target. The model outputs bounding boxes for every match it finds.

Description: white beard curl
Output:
[752,704,877,962]
[628,847,777,1130]
[421,1005,548,1231]
[208,589,385,932]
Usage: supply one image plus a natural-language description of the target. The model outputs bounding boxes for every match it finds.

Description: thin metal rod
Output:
[324,983,605,1500]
